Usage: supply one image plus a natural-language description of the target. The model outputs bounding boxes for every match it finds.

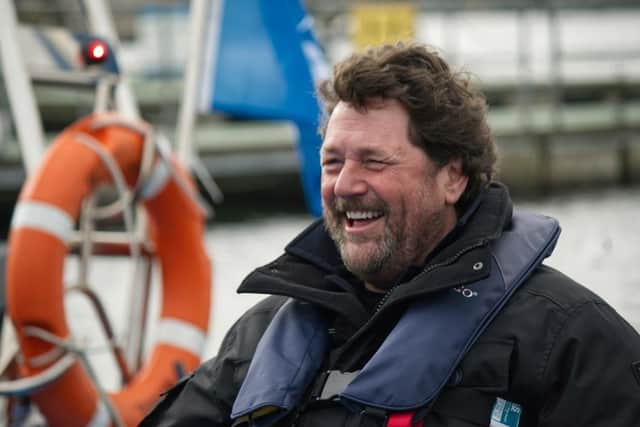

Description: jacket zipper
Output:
[373,239,488,314]
[328,239,489,397]
[291,239,490,422]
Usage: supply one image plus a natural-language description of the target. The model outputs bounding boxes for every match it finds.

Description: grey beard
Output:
[325,214,402,289]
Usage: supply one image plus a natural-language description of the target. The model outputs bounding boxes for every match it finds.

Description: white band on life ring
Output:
[138,160,171,201]
[86,399,109,427]
[11,201,74,244]
[155,318,207,357]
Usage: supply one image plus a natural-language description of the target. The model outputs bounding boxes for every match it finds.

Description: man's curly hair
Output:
[318,43,497,209]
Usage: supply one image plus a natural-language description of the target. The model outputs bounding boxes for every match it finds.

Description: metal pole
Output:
[176,0,223,165]
[0,0,46,175]
[83,0,140,119]
[548,0,563,132]
[517,6,532,134]
[443,9,458,66]
[538,0,562,195]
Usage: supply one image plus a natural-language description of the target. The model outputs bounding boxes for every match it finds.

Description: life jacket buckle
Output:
[313,369,361,400]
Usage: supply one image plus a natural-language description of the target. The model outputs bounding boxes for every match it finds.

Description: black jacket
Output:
[141,184,640,426]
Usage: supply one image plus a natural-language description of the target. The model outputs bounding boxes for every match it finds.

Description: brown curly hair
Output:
[318,43,497,209]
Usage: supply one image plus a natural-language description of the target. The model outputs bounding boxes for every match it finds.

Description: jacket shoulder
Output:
[140,295,288,426]
[460,264,640,425]
[516,264,606,311]
[211,295,288,374]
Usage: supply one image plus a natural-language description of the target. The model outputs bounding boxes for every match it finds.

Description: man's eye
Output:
[364,159,386,169]
[322,159,342,169]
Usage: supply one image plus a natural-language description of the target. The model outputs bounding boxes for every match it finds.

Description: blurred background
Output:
[2,0,640,225]
[0,0,639,404]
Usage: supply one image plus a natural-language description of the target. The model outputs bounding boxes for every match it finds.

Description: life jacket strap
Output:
[386,411,424,427]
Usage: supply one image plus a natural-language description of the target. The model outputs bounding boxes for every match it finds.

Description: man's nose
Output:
[334,161,367,197]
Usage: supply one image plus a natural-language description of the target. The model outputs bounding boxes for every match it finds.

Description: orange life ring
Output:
[6,113,211,426]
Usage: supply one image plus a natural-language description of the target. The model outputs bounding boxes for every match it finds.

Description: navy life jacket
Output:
[231,211,560,426]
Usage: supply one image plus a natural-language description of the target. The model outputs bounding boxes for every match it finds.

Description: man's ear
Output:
[442,159,468,205]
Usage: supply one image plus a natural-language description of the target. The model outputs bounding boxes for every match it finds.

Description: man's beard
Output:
[324,196,402,288]
[324,190,448,290]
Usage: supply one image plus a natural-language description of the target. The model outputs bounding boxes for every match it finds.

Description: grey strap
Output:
[319,370,361,400]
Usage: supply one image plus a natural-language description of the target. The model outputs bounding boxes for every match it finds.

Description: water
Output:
[46,187,640,391]
[520,189,640,330]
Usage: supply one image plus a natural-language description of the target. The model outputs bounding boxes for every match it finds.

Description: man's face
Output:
[321,100,462,289]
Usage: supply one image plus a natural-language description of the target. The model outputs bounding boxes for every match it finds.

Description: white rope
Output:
[86,399,110,427]
[154,132,211,217]
[72,130,146,377]
[138,158,171,200]
[90,115,156,206]
[22,326,125,427]
[0,352,76,397]
[72,132,140,262]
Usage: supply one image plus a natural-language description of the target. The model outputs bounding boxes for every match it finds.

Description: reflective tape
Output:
[155,318,206,357]
[138,160,170,201]
[11,201,74,244]
[86,400,109,427]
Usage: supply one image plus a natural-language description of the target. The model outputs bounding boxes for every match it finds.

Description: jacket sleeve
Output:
[139,296,288,427]
[538,300,640,426]
[139,356,231,427]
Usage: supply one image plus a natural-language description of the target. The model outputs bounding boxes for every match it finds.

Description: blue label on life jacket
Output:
[490,398,522,427]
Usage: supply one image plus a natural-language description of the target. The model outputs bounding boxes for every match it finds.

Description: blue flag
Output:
[199,0,329,216]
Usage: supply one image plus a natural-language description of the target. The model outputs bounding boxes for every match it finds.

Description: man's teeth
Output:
[345,211,383,220]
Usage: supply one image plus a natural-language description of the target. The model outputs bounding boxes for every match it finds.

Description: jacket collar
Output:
[238,182,513,323]
[284,182,512,273]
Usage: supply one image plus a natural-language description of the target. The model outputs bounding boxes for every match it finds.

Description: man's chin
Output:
[341,240,379,258]
[340,244,387,274]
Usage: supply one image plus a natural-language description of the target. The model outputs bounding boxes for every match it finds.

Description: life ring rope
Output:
[72,130,142,261]
[19,325,125,427]
[138,158,171,201]
[150,132,210,217]
[0,352,76,397]
[88,401,110,427]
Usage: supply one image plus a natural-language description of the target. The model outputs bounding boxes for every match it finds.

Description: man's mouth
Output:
[344,210,384,228]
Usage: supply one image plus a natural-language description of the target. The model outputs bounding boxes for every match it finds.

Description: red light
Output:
[84,40,108,63]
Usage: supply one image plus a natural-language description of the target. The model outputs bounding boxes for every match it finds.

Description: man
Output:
[142,43,640,426]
